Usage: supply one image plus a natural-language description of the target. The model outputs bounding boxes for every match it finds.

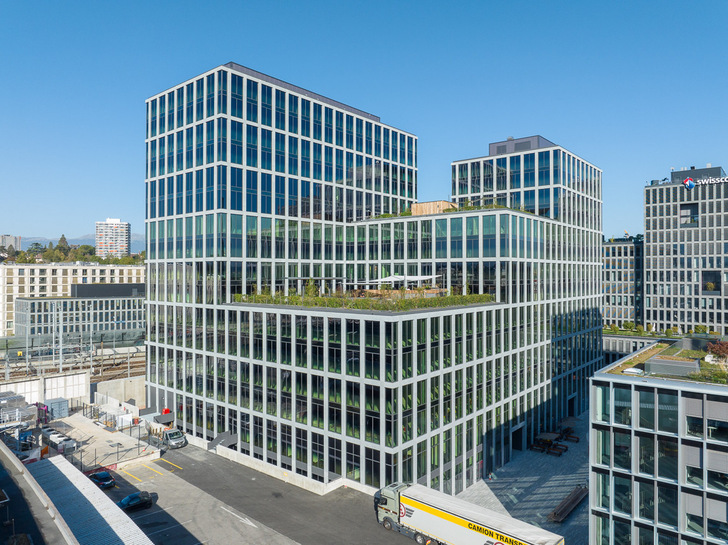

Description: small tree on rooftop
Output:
[636,325,644,335]
[610,324,619,334]
[707,341,728,361]
[695,325,708,334]
[623,321,635,331]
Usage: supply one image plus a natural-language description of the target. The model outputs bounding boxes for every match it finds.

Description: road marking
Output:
[145,519,192,536]
[143,464,164,475]
[122,470,142,482]
[132,507,171,520]
[157,458,183,470]
[220,506,258,528]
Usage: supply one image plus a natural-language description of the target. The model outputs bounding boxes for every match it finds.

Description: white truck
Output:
[146,420,188,449]
[375,482,564,545]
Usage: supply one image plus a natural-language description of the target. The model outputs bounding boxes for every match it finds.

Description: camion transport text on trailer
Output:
[375,483,564,545]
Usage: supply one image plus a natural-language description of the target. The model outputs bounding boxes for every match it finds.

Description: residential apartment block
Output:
[590,346,728,544]
[145,64,603,494]
[644,166,728,335]
[603,236,644,326]
[95,218,131,258]
[0,263,144,337]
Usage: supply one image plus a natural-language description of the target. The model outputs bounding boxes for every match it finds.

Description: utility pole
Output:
[59,303,64,373]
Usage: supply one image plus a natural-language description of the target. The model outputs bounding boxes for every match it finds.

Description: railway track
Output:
[2,353,147,382]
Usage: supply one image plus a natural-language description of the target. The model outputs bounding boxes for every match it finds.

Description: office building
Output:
[603,235,644,327]
[145,64,603,494]
[644,165,728,335]
[0,263,144,337]
[15,283,145,340]
[590,343,728,544]
[0,235,21,252]
[95,218,131,258]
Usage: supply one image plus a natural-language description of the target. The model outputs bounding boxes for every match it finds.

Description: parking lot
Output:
[106,456,296,544]
[103,445,410,545]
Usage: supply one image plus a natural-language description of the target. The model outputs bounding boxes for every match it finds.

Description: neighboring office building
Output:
[603,235,644,327]
[15,283,145,341]
[590,346,728,544]
[145,64,603,494]
[0,235,21,251]
[0,263,144,337]
[644,165,728,335]
[95,218,131,258]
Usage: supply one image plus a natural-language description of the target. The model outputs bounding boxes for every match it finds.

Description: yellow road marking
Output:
[144,464,164,476]
[122,470,142,482]
[157,458,182,470]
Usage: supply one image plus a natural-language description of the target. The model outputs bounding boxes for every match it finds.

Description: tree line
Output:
[0,235,144,265]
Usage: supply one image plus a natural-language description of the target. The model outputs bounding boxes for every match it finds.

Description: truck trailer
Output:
[375,482,564,545]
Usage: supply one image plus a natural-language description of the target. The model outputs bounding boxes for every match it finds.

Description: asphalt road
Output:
[104,443,412,545]
[107,456,296,544]
[161,446,412,545]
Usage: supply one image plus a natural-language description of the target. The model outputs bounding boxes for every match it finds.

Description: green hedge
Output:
[233,292,495,311]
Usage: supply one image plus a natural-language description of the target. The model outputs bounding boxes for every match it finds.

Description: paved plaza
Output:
[458,413,590,544]
[53,411,160,471]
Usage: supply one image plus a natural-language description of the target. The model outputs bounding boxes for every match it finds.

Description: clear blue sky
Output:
[1,1,726,241]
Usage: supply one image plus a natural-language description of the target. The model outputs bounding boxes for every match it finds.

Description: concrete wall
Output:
[91,375,146,408]
[1,371,90,405]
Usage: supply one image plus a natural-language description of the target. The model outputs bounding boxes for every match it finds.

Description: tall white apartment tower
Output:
[95,218,131,258]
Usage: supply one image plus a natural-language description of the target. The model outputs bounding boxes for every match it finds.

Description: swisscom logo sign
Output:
[682,176,728,190]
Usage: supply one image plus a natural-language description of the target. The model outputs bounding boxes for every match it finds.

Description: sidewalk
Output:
[458,413,590,544]
[52,411,160,471]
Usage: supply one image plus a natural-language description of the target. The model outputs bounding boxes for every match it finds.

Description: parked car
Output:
[117,491,153,512]
[89,471,116,489]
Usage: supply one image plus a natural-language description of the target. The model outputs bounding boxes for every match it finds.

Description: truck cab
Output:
[375,482,408,529]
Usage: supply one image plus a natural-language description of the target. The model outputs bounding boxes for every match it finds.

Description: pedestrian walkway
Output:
[458,413,589,544]
[53,412,160,471]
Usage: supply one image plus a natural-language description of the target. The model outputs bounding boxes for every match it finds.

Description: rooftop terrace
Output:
[232,289,496,312]
[605,339,728,386]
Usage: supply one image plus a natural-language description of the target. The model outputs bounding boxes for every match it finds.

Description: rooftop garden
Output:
[232,286,495,311]
[603,322,721,338]
[370,202,536,220]
[610,340,728,385]
[608,343,669,374]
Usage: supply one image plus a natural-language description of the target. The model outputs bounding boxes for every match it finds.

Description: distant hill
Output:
[20,234,145,254]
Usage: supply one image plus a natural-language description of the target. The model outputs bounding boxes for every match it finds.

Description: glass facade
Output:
[591,368,728,544]
[146,65,603,494]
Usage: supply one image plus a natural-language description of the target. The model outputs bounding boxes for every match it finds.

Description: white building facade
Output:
[590,349,728,544]
[0,263,144,337]
[145,65,603,493]
[644,166,728,335]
